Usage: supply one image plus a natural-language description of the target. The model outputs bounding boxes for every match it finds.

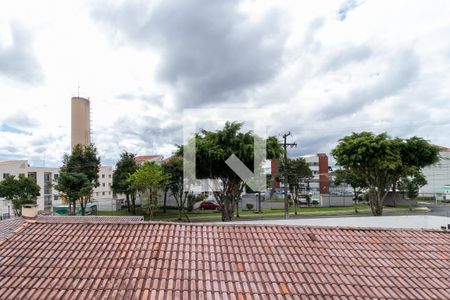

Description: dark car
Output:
[199,200,220,210]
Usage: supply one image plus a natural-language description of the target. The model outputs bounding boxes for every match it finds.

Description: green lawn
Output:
[97,204,428,222]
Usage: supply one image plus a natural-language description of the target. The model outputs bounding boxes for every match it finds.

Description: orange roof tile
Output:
[0,221,449,299]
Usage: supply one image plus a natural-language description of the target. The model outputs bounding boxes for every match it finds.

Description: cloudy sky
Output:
[1,0,450,167]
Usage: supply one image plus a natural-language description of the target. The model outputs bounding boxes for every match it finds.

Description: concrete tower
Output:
[71,97,90,149]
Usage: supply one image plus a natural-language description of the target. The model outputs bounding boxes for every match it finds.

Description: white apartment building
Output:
[0,160,114,217]
[419,147,450,196]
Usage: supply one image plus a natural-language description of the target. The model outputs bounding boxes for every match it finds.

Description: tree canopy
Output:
[56,144,101,215]
[162,156,190,220]
[0,175,40,216]
[128,162,168,218]
[179,121,283,221]
[112,151,138,213]
[332,132,439,216]
[279,157,312,214]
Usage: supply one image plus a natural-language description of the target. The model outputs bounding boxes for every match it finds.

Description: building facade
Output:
[419,147,450,196]
[300,153,330,195]
[0,160,114,217]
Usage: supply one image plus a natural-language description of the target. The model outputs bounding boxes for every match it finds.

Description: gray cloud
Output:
[319,49,420,119]
[3,113,38,129]
[115,92,163,105]
[321,45,372,72]
[337,0,367,21]
[0,22,43,84]
[93,0,287,107]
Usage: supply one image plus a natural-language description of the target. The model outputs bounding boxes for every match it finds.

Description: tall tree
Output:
[128,162,168,218]
[58,144,101,215]
[332,132,438,216]
[162,156,190,221]
[0,175,40,216]
[54,172,92,215]
[179,122,283,221]
[280,158,312,215]
[334,169,367,213]
[112,151,138,213]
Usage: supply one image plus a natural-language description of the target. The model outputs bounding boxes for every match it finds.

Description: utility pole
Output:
[281,132,297,219]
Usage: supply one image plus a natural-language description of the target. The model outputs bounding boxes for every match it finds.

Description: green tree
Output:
[54,172,93,215]
[391,137,439,191]
[112,151,138,213]
[59,144,101,215]
[280,158,312,215]
[179,121,283,221]
[0,175,40,216]
[332,132,438,216]
[398,169,427,211]
[334,169,367,213]
[128,162,168,218]
[162,156,190,221]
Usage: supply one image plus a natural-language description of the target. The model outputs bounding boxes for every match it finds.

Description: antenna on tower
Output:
[77,81,80,98]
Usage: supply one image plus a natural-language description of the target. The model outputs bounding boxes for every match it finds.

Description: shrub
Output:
[246,203,254,210]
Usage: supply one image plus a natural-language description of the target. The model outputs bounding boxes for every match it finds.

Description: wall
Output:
[320,194,354,207]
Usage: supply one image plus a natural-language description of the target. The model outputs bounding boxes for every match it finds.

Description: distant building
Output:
[270,153,330,196]
[0,160,59,216]
[0,160,114,217]
[71,96,90,149]
[135,155,163,166]
[420,145,450,196]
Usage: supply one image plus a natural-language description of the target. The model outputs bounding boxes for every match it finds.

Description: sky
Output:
[1,0,450,167]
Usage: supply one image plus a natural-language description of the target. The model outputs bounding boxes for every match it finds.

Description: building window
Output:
[108,191,111,195]
[108,174,111,178]
[108,183,111,187]
[54,174,59,180]
[102,183,105,187]
[19,173,25,177]
[28,172,37,182]
[96,192,99,196]
[102,192,105,196]
[54,195,59,201]
[102,174,105,178]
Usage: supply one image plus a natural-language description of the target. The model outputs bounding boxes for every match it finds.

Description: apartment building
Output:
[0,160,60,217]
[419,145,450,196]
[299,153,330,195]
[0,160,114,217]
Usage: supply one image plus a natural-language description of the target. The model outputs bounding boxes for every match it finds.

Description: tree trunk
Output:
[294,187,298,215]
[130,193,136,214]
[369,189,384,216]
[125,193,130,212]
[163,190,168,214]
[353,188,358,213]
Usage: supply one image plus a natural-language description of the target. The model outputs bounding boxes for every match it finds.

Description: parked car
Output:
[199,200,220,210]
[296,197,307,205]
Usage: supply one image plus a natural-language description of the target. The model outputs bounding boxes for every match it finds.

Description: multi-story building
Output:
[0,160,60,217]
[0,160,114,217]
[270,153,330,197]
[419,145,450,197]
[301,153,330,195]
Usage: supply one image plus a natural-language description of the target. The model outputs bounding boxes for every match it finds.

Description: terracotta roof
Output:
[0,218,25,241]
[432,144,450,152]
[135,155,162,163]
[0,221,449,299]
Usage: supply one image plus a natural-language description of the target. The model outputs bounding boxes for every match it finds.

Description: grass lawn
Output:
[97,204,428,222]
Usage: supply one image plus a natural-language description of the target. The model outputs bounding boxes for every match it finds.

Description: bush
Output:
[246,203,254,210]
[311,200,319,206]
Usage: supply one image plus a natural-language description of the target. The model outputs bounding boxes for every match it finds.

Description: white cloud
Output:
[0,0,450,166]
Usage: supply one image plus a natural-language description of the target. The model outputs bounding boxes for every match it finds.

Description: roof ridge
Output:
[25,219,450,233]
